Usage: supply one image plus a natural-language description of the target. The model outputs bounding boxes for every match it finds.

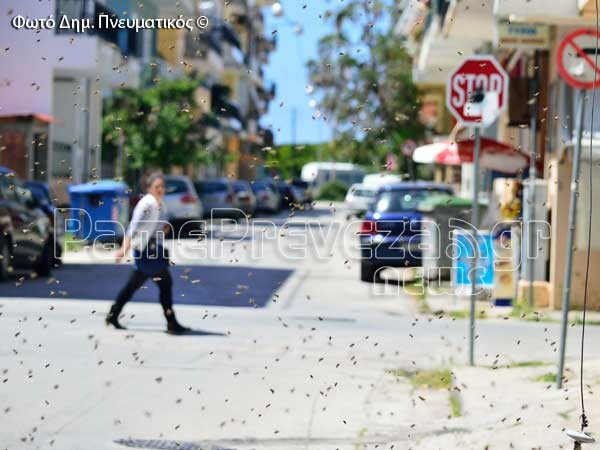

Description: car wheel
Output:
[0,239,10,282]
[360,263,377,283]
[53,241,63,267]
[35,237,53,277]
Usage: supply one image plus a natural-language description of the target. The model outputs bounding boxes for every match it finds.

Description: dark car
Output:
[277,182,298,210]
[0,167,55,280]
[24,180,65,265]
[358,182,453,282]
[290,179,313,206]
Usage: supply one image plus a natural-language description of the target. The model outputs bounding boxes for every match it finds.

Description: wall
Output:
[548,151,600,310]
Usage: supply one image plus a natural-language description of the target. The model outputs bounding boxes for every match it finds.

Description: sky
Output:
[261,0,334,146]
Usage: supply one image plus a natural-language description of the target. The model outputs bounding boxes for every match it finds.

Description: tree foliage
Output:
[103,78,209,172]
[306,0,424,171]
[264,142,334,180]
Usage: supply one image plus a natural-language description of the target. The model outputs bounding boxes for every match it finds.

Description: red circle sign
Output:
[446,55,509,126]
[557,28,600,90]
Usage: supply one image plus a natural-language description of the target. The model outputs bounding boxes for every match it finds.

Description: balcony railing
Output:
[55,0,142,57]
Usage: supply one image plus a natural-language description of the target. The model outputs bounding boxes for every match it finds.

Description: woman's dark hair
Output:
[144,172,165,191]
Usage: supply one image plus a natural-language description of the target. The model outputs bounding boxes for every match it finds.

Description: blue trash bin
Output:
[67,180,130,243]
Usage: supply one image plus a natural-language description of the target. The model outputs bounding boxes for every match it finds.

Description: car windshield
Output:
[165,179,188,194]
[197,181,228,194]
[374,189,450,212]
[252,182,274,192]
[352,188,377,198]
[26,183,52,204]
[232,182,250,193]
[292,180,308,188]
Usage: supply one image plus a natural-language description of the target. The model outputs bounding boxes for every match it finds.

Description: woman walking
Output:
[107,172,190,334]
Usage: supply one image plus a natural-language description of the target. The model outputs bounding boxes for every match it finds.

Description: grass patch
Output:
[571,317,600,326]
[533,372,557,383]
[558,410,574,420]
[510,360,549,368]
[403,279,426,300]
[411,368,453,390]
[447,309,488,320]
[449,391,462,417]
[402,279,430,313]
[485,360,550,369]
[385,367,453,389]
[509,301,554,322]
[63,232,84,252]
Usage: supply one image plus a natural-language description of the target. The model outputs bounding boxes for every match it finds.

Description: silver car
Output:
[164,175,204,228]
[344,183,378,218]
[232,180,257,216]
[194,178,239,218]
[251,180,280,213]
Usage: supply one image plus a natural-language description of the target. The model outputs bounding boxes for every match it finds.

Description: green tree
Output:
[103,78,208,172]
[306,0,424,173]
[264,142,334,179]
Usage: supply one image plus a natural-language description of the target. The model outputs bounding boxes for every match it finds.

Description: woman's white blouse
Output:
[127,194,168,251]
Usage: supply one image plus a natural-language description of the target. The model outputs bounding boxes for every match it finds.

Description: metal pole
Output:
[291,107,297,146]
[557,88,586,389]
[469,126,481,366]
[527,73,538,307]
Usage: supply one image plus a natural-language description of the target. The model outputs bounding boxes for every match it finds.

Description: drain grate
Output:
[114,439,235,450]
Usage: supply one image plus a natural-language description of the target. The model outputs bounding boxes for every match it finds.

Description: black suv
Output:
[0,166,55,280]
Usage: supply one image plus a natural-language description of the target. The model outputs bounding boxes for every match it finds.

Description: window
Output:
[165,179,189,194]
[374,189,451,212]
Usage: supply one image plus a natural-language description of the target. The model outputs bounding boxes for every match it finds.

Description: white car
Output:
[164,175,204,229]
[344,183,378,217]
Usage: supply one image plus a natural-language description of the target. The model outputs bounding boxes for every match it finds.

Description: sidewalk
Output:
[421,284,600,324]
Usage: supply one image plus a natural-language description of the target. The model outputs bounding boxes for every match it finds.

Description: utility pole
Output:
[469,126,481,367]
[557,88,586,389]
[527,57,538,307]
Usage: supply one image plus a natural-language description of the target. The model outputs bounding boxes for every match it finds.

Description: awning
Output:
[0,113,62,124]
[413,137,529,174]
[413,141,456,164]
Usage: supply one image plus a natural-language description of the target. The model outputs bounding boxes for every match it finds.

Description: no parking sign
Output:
[557,28,600,90]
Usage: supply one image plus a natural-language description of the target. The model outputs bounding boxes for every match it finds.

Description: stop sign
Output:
[446,55,509,126]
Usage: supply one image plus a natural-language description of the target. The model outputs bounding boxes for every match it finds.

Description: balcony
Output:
[55,0,142,57]
[413,0,494,84]
[493,0,582,24]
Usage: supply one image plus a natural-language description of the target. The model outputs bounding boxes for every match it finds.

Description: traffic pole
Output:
[557,88,586,389]
[469,126,481,366]
[527,72,538,307]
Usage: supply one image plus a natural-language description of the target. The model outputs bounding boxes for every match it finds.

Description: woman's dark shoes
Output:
[105,313,126,330]
[167,321,191,335]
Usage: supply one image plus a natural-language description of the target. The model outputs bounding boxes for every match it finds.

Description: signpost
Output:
[446,55,508,366]
[556,28,600,389]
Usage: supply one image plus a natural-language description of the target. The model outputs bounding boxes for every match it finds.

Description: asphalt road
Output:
[0,264,291,308]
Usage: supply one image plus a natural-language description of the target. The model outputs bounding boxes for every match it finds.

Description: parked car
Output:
[358,182,453,282]
[194,178,239,218]
[232,180,256,216]
[344,183,378,218]
[24,180,65,265]
[251,180,280,213]
[290,179,313,207]
[277,181,298,210]
[164,175,203,230]
[0,167,55,280]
